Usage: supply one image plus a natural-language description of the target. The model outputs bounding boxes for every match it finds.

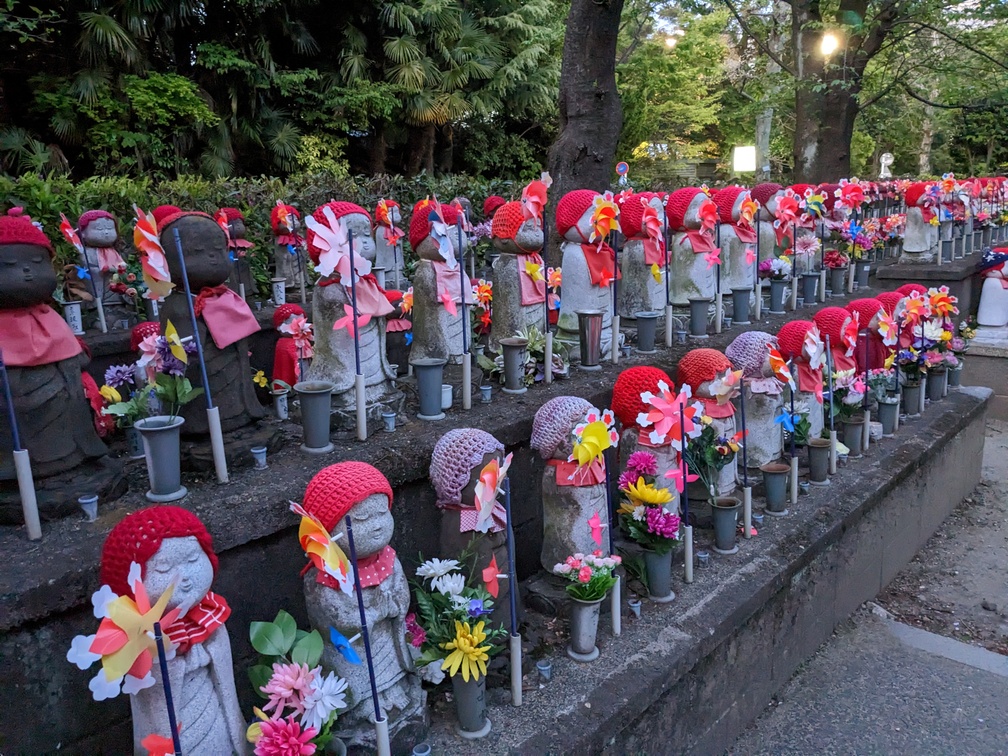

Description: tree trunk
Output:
[368,121,388,175]
[755,2,789,181]
[435,124,454,174]
[545,0,624,264]
[404,124,437,176]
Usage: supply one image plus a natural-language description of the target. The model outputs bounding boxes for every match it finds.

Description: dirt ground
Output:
[876,419,1008,656]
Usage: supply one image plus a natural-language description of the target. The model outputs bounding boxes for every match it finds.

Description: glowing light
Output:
[820,33,840,56]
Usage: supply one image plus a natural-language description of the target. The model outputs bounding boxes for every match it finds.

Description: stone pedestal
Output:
[539,463,609,572]
[410,260,467,364]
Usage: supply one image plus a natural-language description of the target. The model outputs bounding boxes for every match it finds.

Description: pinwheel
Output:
[59,213,84,254]
[67,562,182,701]
[523,258,544,283]
[588,511,605,547]
[803,189,827,219]
[710,368,742,405]
[698,197,719,234]
[328,627,362,665]
[547,266,562,291]
[768,345,796,390]
[835,179,866,212]
[641,200,666,265]
[521,173,551,225]
[133,205,175,300]
[214,210,233,252]
[901,291,931,326]
[804,324,826,370]
[163,319,188,364]
[739,194,759,228]
[569,408,618,468]
[664,463,699,494]
[878,310,899,347]
[276,200,296,233]
[636,380,704,448]
[746,245,757,266]
[775,409,798,433]
[333,304,371,336]
[401,287,414,315]
[473,453,513,534]
[280,315,314,359]
[589,192,620,245]
[290,502,353,593]
[482,555,500,599]
[305,206,372,282]
[928,286,958,319]
[704,248,722,269]
[842,311,860,355]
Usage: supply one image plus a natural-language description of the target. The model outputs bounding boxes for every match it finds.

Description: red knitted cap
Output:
[876,291,902,315]
[306,201,371,264]
[904,182,930,207]
[158,210,218,234]
[100,506,218,599]
[408,200,458,251]
[777,320,816,361]
[666,188,705,231]
[218,207,244,222]
[612,366,673,428]
[78,209,116,232]
[751,183,783,208]
[273,303,305,330]
[483,196,506,218]
[846,297,884,326]
[556,190,599,237]
[818,183,840,211]
[713,186,746,222]
[676,348,732,392]
[896,283,927,297]
[618,193,662,239]
[152,205,182,226]
[491,201,526,240]
[130,321,160,352]
[303,461,394,532]
[789,184,814,198]
[271,204,301,235]
[0,208,53,253]
[812,306,853,344]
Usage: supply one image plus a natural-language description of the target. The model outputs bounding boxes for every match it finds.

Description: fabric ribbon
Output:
[95,247,126,274]
[518,252,547,306]
[679,229,718,255]
[748,377,783,396]
[446,502,507,534]
[431,261,473,317]
[578,243,621,287]
[732,222,757,245]
[701,397,735,419]
[796,363,823,402]
[831,349,858,373]
[315,545,396,590]
[193,285,261,349]
[642,239,667,267]
[162,592,231,656]
[547,458,606,487]
[275,233,303,248]
[0,304,83,367]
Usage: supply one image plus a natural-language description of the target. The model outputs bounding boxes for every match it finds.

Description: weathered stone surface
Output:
[489,252,545,352]
[554,241,614,361]
[619,239,666,318]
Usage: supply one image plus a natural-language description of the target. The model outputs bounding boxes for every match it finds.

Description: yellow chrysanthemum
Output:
[441,620,491,682]
[625,476,673,507]
[571,420,612,467]
[99,385,121,404]
[939,330,952,342]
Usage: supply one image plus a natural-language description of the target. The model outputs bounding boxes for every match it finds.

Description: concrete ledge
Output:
[421,387,989,754]
[875,255,981,318]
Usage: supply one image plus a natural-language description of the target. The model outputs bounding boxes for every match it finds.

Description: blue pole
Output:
[345,516,384,724]
[171,228,214,410]
[504,477,518,637]
[153,621,183,756]
[0,349,22,450]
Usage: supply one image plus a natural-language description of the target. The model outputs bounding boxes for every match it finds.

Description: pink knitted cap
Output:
[531,396,593,460]
[429,428,505,508]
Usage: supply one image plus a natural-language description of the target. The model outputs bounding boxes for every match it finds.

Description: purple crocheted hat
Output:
[531,396,594,460]
[726,331,776,379]
[429,428,504,508]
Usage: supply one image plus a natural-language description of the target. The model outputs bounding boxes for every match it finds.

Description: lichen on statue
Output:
[0,210,113,513]
[554,190,619,361]
[617,192,667,319]
[531,396,610,572]
[725,332,784,469]
[429,428,519,630]
[304,201,400,431]
[157,211,264,436]
[300,462,426,750]
[408,199,471,364]
[98,506,246,755]
[667,187,719,306]
[489,200,546,351]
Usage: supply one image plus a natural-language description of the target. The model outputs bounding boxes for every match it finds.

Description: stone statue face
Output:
[331,493,392,558]
[80,217,118,247]
[562,206,595,244]
[344,213,376,264]
[682,194,707,229]
[459,451,500,510]
[0,243,57,309]
[493,219,543,255]
[759,191,784,220]
[730,194,745,222]
[450,222,469,256]
[144,536,214,617]
[388,206,402,225]
[162,215,230,290]
[553,433,575,461]
[453,197,472,218]
[696,379,714,400]
[228,218,247,239]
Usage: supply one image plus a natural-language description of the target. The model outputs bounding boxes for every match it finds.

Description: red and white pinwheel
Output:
[768,345,795,390]
[132,205,175,300]
[289,502,353,593]
[521,173,551,226]
[473,453,513,534]
[637,381,705,450]
[304,204,373,282]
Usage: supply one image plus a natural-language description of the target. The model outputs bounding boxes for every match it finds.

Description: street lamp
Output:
[820,32,839,56]
[665,36,677,48]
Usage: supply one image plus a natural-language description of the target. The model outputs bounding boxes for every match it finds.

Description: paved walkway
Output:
[729,610,1008,755]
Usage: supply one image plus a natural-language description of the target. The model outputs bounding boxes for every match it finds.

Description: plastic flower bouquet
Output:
[823,249,850,269]
[896,347,927,384]
[617,451,680,554]
[100,363,153,429]
[409,554,506,682]
[553,551,622,602]
[683,416,742,501]
[246,610,348,753]
[759,257,792,280]
[830,369,866,423]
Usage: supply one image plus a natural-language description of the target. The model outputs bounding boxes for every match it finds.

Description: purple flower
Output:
[104,364,135,388]
[625,451,658,479]
[468,598,491,618]
[645,508,681,539]
[617,469,639,492]
[161,354,188,377]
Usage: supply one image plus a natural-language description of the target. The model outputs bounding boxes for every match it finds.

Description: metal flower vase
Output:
[567,596,603,662]
[295,380,335,453]
[769,279,787,313]
[134,415,186,502]
[688,298,710,338]
[807,438,831,484]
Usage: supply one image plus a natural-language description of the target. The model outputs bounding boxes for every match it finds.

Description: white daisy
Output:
[416,558,461,581]
[431,572,466,597]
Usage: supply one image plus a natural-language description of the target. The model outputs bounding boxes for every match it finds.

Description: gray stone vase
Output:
[135,415,186,502]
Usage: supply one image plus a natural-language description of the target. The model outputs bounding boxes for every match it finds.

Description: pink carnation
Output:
[577,566,593,583]
[625,451,658,478]
[254,715,317,756]
[405,613,426,648]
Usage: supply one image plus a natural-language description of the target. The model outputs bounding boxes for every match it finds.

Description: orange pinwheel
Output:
[738,193,759,229]
[521,173,551,225]
[59,213,84,254]
[133,205,175,300]
[589,193,620,244]
[928,286,958,318]
[547,266,562,290]
[276,200,295,233]
[473,453,512,534]
[901,292,931,326]
[290,502,353,592]
[401,286,414,315]
[698,198,718,233]
[877,310,899,347]
[842,311,860,355]
[768,345,795,390]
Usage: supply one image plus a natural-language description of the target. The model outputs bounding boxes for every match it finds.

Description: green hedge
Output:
[0,171,521,295]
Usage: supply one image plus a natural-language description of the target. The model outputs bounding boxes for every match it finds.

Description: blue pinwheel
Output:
[404,332,413,346]
[774,409,798,433]
[329,626,362,665]
[288,244,298,256]
[74,265,91,280]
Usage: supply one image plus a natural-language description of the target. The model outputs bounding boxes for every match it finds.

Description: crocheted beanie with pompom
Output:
[726,331,776,379]
[78,209,116,233]
[100,506,217,599]
[272,303,305,330]
[408,199,459,251]
[896,283,927,297]
[0,208,52,253]
[531,395,594,460]
[846,297,884,327]
[429,428,505,508]
[306,201,371,265]
[751,183,783,209]
[218,207,244,222]
[713,186,746,223]
[904,182,930,208]
[302,461,393,532]
[676,348,732,392]
[611,366,674,428]
[555,190,600,239]
[876,291,903,316]
[813,306,853,345]
[129,321,160,352]
[777,320,816,362]
[151,205,182,226]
